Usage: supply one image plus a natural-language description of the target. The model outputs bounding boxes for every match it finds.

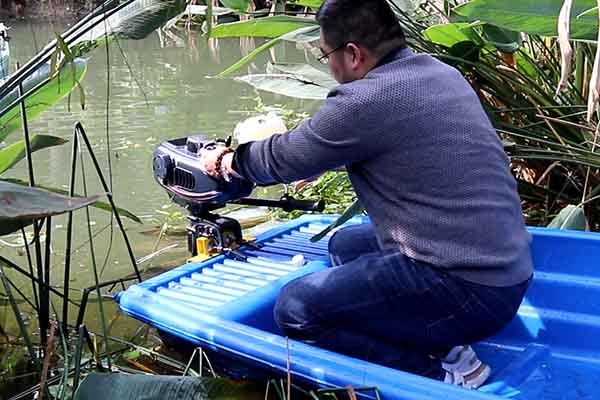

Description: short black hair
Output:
[316,0,406,54]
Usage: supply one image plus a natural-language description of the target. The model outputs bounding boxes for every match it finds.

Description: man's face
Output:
[319,35,356,84]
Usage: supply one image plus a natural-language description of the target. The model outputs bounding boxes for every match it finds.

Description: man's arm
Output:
[227,85,387,185]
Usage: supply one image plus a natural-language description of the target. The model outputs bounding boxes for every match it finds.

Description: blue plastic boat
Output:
[115,215,600,399]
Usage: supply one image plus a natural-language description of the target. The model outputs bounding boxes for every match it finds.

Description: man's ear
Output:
[346,42,365,70]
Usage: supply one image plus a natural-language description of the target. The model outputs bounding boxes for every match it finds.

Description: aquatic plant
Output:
[0,1,196,397]
[207,0,600,232]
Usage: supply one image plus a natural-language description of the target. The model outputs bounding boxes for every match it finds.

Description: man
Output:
[200,0,533,389]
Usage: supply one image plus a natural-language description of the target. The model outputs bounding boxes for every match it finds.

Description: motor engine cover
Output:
[153,135,254,212]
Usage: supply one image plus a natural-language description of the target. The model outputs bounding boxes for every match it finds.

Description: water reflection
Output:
[2,20,321,294]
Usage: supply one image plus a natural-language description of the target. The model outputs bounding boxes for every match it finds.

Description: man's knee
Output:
[328,228,355,265]
[328,230,342,265]
[328,224,378,266]
[274,278,317,337]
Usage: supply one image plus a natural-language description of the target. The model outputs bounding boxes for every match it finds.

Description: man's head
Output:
[316,0,406,83]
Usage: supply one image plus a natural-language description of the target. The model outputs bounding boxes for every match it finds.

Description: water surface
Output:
[1,19,321,330]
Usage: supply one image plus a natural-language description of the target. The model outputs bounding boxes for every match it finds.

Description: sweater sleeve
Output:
[234,85,386,185]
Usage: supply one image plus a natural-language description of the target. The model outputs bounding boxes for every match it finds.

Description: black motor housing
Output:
[153,136,254,214]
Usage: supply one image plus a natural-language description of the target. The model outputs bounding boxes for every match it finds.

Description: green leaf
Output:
[56,33,86,110]
[76,0,188,42]
[267,62,337,88]
[423,23,482,47]
[454,0,598,40]
[90,201,142,224]
[55,33,75,64]
[288,0,323,8]
[217,37,281,78]
[50,51,58,77]
[424,22,521,54]
[0,135,67,174]
[236,74,329,99]
[280,24,320,42]
[515,52,538,78]
[206,0,213,37]
[577,6,598,18]
[1,178,142,224]
[0,59,87,142]
[481,25,522,53]
[210,16,317,39]
[74,372,259,400]
[235,74,328,99]
[215,25,319,77]
[310,199,364,242]
[122,350,141,360]
[0,182,100,235]
[219,0,249,12]
[448,40,482,63]
[547,204,588,230]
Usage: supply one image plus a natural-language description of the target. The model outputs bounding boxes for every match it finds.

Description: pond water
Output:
[0,19,322,333]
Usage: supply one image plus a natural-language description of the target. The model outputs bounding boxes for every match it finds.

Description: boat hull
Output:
[116,215,600,400]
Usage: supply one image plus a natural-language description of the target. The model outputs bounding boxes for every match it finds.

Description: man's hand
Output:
[293,175,320,191]
[199,142,242,181]
[291,169,344,191]
[198,142,227,179]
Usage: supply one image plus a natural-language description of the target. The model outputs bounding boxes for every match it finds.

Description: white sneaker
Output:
[442,345,491,389]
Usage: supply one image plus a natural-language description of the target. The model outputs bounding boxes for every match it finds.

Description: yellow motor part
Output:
[187,237,219,263]
[186,235,255,263]
[196,237,211,255]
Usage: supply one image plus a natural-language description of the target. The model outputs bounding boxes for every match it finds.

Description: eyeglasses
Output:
[317,42,349,64]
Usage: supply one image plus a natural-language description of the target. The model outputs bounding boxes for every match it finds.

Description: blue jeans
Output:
[274,223,531,379]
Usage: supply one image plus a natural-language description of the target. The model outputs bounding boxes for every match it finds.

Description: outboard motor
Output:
[153,135,324,261]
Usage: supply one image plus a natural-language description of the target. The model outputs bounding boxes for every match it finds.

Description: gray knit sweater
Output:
[235,47,533,287]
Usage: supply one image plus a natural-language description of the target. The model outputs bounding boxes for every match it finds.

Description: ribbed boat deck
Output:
[147,222,332,315]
